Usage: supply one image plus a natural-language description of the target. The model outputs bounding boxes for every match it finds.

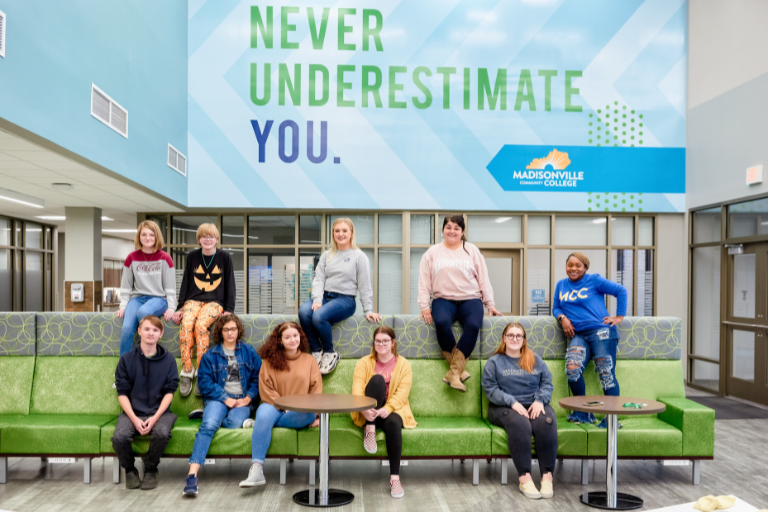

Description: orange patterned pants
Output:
[179,300,223,373]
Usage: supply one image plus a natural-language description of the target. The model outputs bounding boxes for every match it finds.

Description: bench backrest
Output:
[0,313,36,415]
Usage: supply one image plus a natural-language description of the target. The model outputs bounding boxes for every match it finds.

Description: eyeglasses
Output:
[222,327,238,334]
[199,236,217,241]
[504,334,525,341]
[374,339,392,345]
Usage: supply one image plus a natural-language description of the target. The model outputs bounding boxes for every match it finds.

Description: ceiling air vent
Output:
[90,84,128,138]
[168,144,187,176]
[0,10,6,58]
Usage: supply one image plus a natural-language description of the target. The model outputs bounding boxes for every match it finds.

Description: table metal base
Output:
[293,489,355,508]
[580,491,644,510]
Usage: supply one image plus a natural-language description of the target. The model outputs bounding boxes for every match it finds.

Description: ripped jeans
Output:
[565,326,620,424]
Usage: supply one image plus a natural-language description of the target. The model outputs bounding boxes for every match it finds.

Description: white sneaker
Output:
[242,419,255,429]
[312,352,323,367]
[320,351,340,375]
[239,463,266,487]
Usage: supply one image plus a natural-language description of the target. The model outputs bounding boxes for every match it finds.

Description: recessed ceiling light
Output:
[103,229,137,233]
[35,216,67,221]
[101,216,114,221]
[51,183,74,190]
[0,187,45,208]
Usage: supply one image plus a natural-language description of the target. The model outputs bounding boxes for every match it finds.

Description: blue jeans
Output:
[298,292,356,353]
[431,298,484,358]
[119,296,168,357]
[566,326,620,424]
[189,397,252,465]
[251,403,316,463]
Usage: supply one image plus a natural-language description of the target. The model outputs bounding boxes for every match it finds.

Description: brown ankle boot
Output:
[447,348,467,392]
[442,351,471,383]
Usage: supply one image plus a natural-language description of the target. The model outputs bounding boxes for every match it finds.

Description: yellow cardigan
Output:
[350,355,417,429]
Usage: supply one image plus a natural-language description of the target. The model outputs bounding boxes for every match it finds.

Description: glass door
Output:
[480,249,520,316]
[725,243,768,406]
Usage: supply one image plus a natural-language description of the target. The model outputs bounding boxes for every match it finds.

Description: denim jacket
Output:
[197,341,261,407]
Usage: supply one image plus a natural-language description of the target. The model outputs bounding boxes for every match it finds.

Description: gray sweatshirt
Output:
[119,250,177,310]
[481,353,553,407]
[311,249,373,314]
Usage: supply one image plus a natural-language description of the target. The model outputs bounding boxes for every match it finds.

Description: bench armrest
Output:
[658,398,714,457]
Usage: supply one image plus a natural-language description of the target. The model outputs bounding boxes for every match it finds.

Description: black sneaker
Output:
[188,409,204,420]
[141,470,159,490]
[183,474,199,496]
[125,468,141,489]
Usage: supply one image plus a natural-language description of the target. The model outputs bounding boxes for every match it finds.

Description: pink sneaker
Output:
[364,430,377,454]
[390,478,404,498]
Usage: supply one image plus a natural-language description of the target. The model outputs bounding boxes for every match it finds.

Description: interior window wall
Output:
[0,216,56,312]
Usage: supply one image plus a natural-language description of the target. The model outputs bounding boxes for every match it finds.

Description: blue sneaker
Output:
[183,474,198,496]
[597,416,623,429]
[567,411,596,424]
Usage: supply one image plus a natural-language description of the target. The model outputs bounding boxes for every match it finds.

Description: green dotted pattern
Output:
[586,192,644,212]
[393,316,477,359]
[587,102,644,148]
[0,313,36,356]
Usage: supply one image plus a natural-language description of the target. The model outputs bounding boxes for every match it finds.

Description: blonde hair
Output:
[567,251,590,269]
[196,223,220,245]
[134,220,164,252]
[495,322,535,373]
[327,218,358,262]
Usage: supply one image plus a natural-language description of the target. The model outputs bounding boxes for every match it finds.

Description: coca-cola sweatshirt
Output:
[119,250,177,310]
[417,242,495,311]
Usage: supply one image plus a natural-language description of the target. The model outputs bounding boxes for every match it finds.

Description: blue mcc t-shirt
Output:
[552,273,627,332]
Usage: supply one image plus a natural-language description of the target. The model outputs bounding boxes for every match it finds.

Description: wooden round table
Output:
[559,396,666,510]
[274,394,376,508]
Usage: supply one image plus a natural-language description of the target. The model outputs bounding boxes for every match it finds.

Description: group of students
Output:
[112,215,627,500]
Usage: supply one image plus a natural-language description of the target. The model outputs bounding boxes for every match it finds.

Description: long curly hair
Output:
[211,314,245,345]
[258,321,310,371]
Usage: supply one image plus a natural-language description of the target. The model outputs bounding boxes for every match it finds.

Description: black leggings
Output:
[488,404,558,478]
[364,374,404,476]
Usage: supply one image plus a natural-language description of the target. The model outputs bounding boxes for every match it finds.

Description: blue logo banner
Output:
[487,145,685,193]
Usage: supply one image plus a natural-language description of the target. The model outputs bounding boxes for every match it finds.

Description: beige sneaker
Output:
[540,479,553,499]
[519,480,541,499]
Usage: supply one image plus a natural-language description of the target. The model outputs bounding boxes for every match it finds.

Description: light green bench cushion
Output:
[0,357,35,415]
[99,418,296,456]
[0,414,114,454]
[658,398,715,457]
[584,418,682,456]
[298,416,491,457]
[30,357,121,415]
[488,420,587,456]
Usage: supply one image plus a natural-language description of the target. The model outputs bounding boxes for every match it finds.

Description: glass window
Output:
[14,250,22,310]
[693,207,721,244]
[14,221,22,247]
[221,216,244,245]
[24,223,43,249]
[147,215,168,242]
[299,251,322,306]
[329,215,374,245]
[638,217,654,246]
[554,249,606,283]
[609,249,634,316]
[527,216,550,245]
[611,217,634,246]
[410,247,428,314]
[438,214,450,241]
[379,215,402,244]
[467,215,522,243]
[555,217,607,246]
[732,253,755,318]
[637,249,654,316]
[222,248,245,315]
[299,215,321,244]
[25,252,43,311]
[247,249,296,314]
[172,216,217,245]
[727,198,768,238]
[378,248,402,314]
[170,247,195,299]
[45,227,52,250]
[248,216,295,245]
[692,359,719,391]
[526,249,550,316]
[355,248,375,314]
[0,249,11,311]
[45,253,52,311]
[732,330,755,381]
[691,247,720,360]
[410,215,434,245]
[0,217,10,246]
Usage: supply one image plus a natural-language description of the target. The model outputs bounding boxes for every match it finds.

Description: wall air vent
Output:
[0,10,6,58]
[168,144,187,176]
[90,84,128,138]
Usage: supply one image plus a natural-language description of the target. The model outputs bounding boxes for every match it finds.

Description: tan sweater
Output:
[351,355,417,429]
[259,352,322,406]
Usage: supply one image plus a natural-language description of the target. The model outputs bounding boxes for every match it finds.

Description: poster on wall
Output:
[188,0,686,211]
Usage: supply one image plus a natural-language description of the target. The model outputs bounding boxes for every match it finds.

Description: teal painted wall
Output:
[0,0,188,205]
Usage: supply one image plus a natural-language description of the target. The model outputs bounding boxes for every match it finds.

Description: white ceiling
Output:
[0,128,183,239]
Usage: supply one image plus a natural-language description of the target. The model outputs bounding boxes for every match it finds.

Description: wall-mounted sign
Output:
[531,289,546,303]
[746,165,763,186]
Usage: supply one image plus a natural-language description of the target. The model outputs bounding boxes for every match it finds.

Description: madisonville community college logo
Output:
[512,149,583,188]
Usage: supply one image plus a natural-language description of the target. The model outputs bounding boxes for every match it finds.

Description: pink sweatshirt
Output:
[418,242,495,311]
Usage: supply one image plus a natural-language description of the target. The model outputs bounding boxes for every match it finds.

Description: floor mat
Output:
[687,396,768,420]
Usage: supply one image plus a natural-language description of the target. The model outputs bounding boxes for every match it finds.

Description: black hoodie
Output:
[115,343,179,417]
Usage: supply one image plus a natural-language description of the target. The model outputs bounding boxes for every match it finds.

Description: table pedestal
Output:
[581,414,643,510]
[293,413,354,508]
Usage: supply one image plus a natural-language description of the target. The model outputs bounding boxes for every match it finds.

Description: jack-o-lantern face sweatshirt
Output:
[176,248,236,312]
